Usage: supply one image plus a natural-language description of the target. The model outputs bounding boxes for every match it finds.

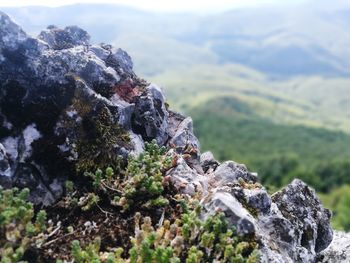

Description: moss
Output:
[68,91,131,173]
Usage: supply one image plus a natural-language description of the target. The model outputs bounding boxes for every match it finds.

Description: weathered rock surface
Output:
[204,191,256,236]
[0,143,10,177]
[0,11,336,262]
[200,151,219,173]
[214,161,258,185]
[256,179,333,262]
[318,231,350,262]
[272,179,333,254]
[132,84,169,145]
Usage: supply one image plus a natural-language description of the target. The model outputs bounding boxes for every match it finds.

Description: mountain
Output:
[2,1,350,78]
[1,11,344,262]
[2,1,350,231]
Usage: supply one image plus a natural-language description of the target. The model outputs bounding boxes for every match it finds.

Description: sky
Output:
[0,0,308,12]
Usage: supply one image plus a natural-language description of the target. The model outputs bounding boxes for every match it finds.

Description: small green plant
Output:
[57,140,259,263]
[116,140,172,210]
[71,238,101,263]
[78,193,100,211]
[63,197,259,263]
[186,246,203,263]
[0,187,48,263]
[65,180,74,193]
[84,167,116,190]
[70,238,125,263]
[128,207,259,262]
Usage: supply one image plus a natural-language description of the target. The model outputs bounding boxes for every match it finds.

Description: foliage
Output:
[81,140,173,212]
[0,187,47,263]
[57,140,259,262]
[78,193,100,211]
[116,140,172,210]
[70,238,102,263]
[67,203,258,263]
[190,96,350,191]
[320,185,350,231]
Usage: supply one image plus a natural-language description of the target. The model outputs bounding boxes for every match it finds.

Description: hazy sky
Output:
[0,0,308,12]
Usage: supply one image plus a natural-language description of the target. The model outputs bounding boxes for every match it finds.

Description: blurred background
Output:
[1,0,350,231]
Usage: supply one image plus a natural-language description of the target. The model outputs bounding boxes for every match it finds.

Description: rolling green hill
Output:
[189,96,350,191]
[151,64,350,133]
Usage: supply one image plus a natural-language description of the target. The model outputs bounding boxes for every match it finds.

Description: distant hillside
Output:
[190,96,350,192]
[2,1,350,78]
[152,65,350,133]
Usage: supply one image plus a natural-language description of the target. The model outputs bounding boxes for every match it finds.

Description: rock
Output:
[200,151,219,173]
[318,231,350,263]
[168,116,203,173]
[0,11,336,263]
[271,179,333,257]
[0,12,157,204]
[166,156,208,196]
[258,214,299,262]
[0,143,10,177]
[110,48,134,77]
[204,191,256,236]
[243,188,271,215]
[227,184,271,216]
[132,84,169,145]
[0,12,27,50]
[167,110,186,139]
[200,177,333,262]
[169,117,200,151]
[214,161,257,185]
[38,25,90,50]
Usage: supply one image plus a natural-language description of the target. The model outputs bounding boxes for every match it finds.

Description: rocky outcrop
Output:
[0,11,336,262]
[0,11,187,205]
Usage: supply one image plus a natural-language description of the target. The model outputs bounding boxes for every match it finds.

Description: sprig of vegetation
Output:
[80,140,173,212]
[0,187,48,263]
[115,140,172,210]
[66,202,259,263]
